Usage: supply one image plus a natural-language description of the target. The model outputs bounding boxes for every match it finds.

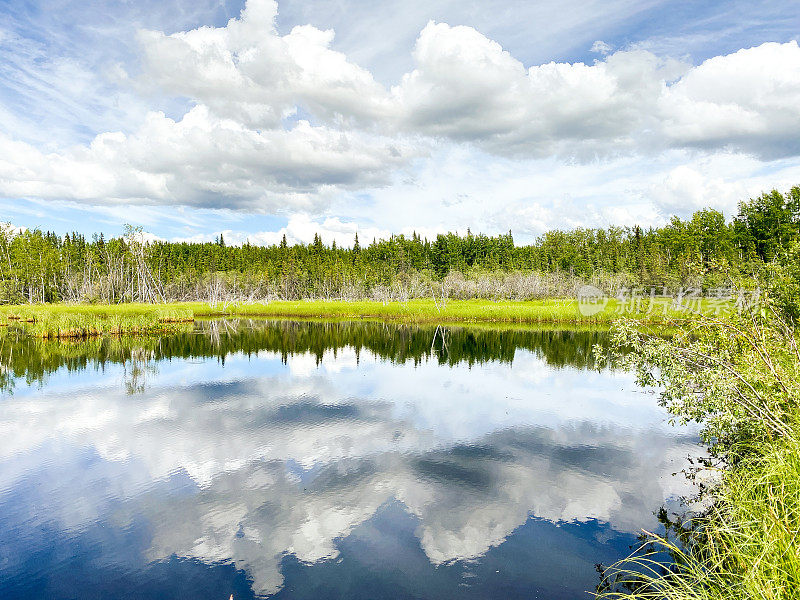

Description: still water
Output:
[0,321,697,599]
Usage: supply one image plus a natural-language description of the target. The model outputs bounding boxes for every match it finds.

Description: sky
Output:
[0,0,799,246]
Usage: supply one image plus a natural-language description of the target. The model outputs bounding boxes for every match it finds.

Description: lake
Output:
[0,320,697,599]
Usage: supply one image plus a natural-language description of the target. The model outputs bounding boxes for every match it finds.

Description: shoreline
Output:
[0,298,717,338]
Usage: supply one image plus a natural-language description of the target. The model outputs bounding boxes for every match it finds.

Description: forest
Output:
[1,186,797,305]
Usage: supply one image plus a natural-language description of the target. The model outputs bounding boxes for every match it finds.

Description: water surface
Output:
[0,320,696,599]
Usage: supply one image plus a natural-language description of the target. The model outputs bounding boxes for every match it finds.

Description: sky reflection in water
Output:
[0,321,697,599]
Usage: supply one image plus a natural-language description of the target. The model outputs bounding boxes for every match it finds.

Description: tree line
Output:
[1,186,797,303]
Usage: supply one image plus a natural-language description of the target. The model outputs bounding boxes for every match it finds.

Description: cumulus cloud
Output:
[246,214,385,246]
[137,0,394,128]
[2,0,800,217]
[393,24,800,159]
[127,17,800,166]
[650,165,750,215]
[392,22,684,158]
[0,106,411,209]
[0,221,26,236]
[660,42,800,158]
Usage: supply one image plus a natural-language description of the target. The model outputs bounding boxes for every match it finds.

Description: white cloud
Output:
[137,0,393,128]
[393,22,681,159]
[648,153,800,217]
[246,213,390,246]
[172,213,391,247]
[330,146,800,241]
[651,166,749,214]
[660,41,800,158]
[591,40,613,55]
[0,221,26,236]
[0,106,412,210]
[393,24,800,159]
[1,0,800,225]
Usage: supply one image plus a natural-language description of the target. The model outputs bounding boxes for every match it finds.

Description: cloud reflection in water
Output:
[0,323,697,598]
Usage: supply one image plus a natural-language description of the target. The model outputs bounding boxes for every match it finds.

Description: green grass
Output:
[598,305,800,600]
[0,297,727,337]
[599,432,800,600]
[190,297,714,324]
[0,303,193,338]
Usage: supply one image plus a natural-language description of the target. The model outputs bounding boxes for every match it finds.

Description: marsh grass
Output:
[0,297,720,337]
[0,303,193,338]
[598,432,800,600]
[190,297,705,325]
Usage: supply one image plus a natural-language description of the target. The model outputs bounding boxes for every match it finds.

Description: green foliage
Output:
[733,186,800,262]
[764,240,800,324]
[597,268,800,600]
[598,435,800,600]
[608,305,799,459]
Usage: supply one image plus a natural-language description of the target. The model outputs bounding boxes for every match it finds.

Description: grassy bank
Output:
[192,297,720,324]
[0,303,193,337]
[600,432,800,599]
[598,307,800,600]
[0,297,720,337]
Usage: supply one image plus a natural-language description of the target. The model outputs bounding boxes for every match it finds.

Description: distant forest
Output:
[1,186,798,303]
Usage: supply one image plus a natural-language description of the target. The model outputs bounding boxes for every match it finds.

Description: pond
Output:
[0,320,697,599]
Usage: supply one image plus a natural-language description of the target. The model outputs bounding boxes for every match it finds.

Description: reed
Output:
[0,298,723,337]
[598,432,800,600]
[0,304,193,338]
[190,298,710,325]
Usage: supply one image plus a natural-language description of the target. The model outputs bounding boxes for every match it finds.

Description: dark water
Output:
[0,320,697,599]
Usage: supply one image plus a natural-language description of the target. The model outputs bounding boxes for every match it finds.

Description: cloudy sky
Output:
[1,0,799,245]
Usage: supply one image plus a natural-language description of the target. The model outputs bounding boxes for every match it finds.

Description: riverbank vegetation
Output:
[0,185,797,596]
[596,248,800,599]
[0,296,726,338]
[0,304,193,338]
[1,187,797,304]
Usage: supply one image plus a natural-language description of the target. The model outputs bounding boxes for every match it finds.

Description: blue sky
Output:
[1,0,799,245]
